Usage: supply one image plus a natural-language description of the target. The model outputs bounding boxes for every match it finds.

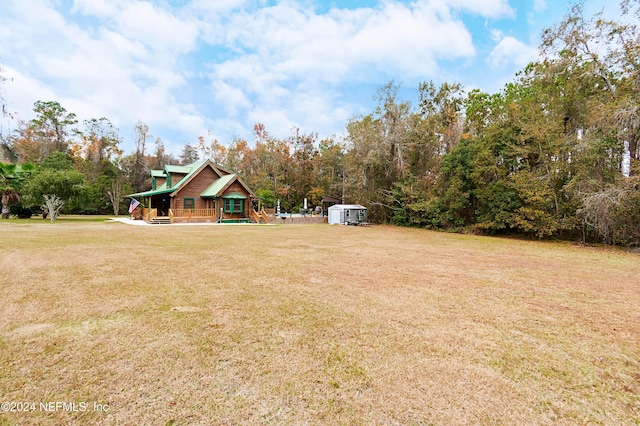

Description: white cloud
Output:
[212,81,252,116]
[189,0,248,14]
[217,1,476,82]
[3,66,58,124]
[0,0,208,151]
[487,35,538,69]
[443,0,514,18]
[248,108,294,137]
[203,0,480,140]
[2,0,561,156]
[533,0,547,12]
[73,0,199,55]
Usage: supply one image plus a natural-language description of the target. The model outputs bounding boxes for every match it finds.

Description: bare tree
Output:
[42,194,65,222]
[106,178,124,216]
[131,121,151,192]
[578,186,627,244]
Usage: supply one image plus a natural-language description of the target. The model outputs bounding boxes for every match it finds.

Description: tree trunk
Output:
[1,194,10,219]
[107,180,122,216]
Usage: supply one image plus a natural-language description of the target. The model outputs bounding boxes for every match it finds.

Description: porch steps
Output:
[150,217,172,225]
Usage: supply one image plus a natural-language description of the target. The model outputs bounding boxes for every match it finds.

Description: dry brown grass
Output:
[0,220,639,425]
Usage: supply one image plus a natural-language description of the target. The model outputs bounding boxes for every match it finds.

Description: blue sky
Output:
[0,0,618,155]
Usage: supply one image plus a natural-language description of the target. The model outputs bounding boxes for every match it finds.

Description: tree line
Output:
[1,2,639,245]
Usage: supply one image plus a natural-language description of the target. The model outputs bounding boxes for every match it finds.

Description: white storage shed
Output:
[328,204,368,225]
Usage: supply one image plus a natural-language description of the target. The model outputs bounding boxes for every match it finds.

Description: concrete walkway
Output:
[108,217,271,226]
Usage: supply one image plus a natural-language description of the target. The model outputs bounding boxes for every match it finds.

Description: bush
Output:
[9,203,33,219]
[578,178,640,246]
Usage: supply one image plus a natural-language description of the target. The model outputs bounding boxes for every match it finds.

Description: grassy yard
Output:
[0,220,639,425]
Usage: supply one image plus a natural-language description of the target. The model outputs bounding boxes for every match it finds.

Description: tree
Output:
[29,101,78,158]
[287,128,318,209]
[225,137,250,172]
[1,163,20,218]
[577,176,640,245]
[197,133,227,164]
[419,81,465,155]
[125,121,152,192]
[0,162,34,218]
[78,117,122,164]
[179,143,199,165]
[40,150,74,170]
[21,157,86,214]
[94,159,132,216]
[13,122,48,164]
[344,81,434,222]
[540,1,640,172]
[0,64,16,162]
[106,177,126,216]
[312,138,345,206]
[150,138,177,170]
[42,194,65,222]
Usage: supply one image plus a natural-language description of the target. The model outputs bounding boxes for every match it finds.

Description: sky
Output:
[0,0,619,156]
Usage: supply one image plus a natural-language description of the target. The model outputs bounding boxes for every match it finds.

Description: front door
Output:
[160,197,169,216]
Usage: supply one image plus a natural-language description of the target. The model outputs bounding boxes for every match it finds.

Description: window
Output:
[184,198,195,210]
[224,198,244,213]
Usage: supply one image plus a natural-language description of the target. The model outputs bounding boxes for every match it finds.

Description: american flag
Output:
[128,198,141,213]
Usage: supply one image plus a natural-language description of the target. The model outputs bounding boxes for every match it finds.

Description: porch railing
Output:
[171,208,218,219]
[147,208,157,222]
[251,209,260,223]
[260,209,269,223]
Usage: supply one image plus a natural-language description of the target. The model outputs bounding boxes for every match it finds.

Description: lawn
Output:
[0,220,639,425]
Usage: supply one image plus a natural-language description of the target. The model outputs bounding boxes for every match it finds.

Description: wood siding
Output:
[222,182,250,197]
[167,172,187,189]
[173,166,221,209]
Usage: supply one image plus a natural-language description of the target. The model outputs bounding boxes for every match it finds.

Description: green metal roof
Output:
[150,169,166,178]
[165,160,211,175]
[165,164,195,174]
[200,173,236,198]
[127,162,211,198]
[127,182,174,198]
[221,192,247,199]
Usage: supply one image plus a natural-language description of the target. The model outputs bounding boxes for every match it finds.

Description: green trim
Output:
[221,192,247,200]
[126,184,173,198]
[167,173,172,188]
[224,198,245,213]
[184,198,195,209]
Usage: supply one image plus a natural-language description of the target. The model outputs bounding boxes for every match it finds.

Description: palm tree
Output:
[0,162,34,218]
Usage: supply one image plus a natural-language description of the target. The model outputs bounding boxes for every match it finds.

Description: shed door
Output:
[329,209,341,224]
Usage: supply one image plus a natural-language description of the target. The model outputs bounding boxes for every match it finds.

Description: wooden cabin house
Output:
[127,160,268,224]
